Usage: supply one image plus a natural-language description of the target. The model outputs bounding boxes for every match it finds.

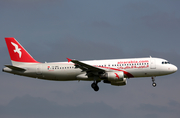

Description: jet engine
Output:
[100,71,124,81]
[101,71,127,86]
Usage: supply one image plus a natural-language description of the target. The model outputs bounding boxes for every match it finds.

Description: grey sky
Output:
[0,0,180,118]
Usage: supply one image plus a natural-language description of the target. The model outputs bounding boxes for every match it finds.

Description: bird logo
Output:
[11,42,22,58]
[115,73,120,79]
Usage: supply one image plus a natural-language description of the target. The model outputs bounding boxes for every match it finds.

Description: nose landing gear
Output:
[151,77,157,87]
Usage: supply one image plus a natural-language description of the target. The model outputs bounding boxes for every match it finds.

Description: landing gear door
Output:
[150,59,156,69]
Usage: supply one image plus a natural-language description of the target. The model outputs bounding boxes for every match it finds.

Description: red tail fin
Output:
[5,37,39,64]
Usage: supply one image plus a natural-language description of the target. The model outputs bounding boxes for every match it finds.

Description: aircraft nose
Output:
[174,66,178,72]
[172,65,178,73]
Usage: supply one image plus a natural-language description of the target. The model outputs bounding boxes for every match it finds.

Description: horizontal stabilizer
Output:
[5,65,26,71]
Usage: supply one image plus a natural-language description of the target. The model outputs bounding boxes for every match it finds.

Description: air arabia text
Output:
[117,60,149,64]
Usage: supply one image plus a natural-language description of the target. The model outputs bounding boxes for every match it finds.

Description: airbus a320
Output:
[3,37,178,91]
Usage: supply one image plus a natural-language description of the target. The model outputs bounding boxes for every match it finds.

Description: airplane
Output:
[2,37,178,91]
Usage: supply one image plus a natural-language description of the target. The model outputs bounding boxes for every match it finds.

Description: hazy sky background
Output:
[0,0,180,118]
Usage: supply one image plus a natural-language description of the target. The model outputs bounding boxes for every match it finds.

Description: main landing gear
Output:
[91,81,100,91]
[151,77,157,87]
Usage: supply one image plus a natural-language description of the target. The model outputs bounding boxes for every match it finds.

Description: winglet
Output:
[67,58,72,63]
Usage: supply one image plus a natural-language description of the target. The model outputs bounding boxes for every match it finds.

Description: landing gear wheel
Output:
[151,77,157,87]
[152,82,156,87]
[91,83,96,88]
[94,86,99,91]
[91,82,99,92]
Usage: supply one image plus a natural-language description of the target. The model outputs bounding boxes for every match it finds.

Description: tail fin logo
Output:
[11,42,22,58]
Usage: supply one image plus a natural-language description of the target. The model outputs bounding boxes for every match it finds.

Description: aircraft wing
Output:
[67,58,105,73]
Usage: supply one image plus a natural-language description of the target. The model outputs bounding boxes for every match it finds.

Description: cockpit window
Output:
[162,61,170,64]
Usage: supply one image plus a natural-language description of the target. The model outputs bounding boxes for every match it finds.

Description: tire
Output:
[152,82,156,87]
[94,86,99,91]
[91,83,96,88]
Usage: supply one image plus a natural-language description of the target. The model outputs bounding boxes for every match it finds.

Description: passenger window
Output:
[55,66,59,69]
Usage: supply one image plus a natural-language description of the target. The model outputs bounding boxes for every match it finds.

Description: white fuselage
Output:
[3,57,177,81]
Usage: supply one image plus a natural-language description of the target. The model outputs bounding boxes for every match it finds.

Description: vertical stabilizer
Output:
[5,37,40,65]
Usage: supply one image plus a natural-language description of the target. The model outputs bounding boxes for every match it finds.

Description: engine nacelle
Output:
[110,78,127,86]
[105,71,124,81]
[102,71,127,86]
